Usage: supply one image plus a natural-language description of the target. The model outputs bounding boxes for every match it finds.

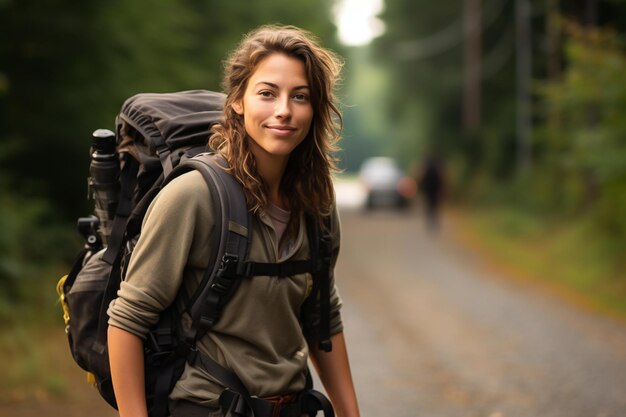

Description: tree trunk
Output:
[516,0,532,174]
[463,0,482,133]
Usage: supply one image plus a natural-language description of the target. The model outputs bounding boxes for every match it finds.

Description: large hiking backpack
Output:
[56,90,334,417]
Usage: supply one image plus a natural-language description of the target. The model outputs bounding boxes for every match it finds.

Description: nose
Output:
[274,95,292,119]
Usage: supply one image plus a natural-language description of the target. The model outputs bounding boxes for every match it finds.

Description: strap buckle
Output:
[155,144,170,157]
[211,254,241,295]
[216,254,239,278]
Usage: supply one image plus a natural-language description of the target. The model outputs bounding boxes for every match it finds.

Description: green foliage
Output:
[0,175,78,321]
[366,3,626,307]
[0,0,205,220]
[0,0,340,221]
[538,23,626,241]
[371,0,520,180]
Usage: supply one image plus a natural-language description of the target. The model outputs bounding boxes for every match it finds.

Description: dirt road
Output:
[337,206,626,417]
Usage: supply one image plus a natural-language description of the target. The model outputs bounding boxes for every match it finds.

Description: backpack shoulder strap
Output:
[303,215,333,352]
[101,157,140,265]
[164,152,251,342]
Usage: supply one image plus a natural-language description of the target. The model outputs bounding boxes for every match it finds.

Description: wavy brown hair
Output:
[209,25,343,225]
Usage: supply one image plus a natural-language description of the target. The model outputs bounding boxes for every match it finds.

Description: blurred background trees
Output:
[1,0,626,316]
[0,0,338,222]
[358,0,626,306]
[366,0,626,248]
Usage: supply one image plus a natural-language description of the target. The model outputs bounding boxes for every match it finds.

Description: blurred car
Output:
[358,157,416,209]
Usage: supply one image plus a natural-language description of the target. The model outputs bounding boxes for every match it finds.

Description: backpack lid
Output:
[116,90,226,153]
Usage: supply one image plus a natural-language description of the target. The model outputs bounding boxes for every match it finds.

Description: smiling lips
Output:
[265,124,297,136]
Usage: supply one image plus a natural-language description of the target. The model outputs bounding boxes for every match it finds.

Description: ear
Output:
[231,100,244,115]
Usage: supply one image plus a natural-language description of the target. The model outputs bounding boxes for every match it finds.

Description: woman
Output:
[107,25,360,417]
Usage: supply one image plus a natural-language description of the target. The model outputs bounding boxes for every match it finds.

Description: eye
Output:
[259,90,274,98]
[293,93,309,102]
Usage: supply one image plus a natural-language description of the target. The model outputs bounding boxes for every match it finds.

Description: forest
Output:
[1,0,625,329]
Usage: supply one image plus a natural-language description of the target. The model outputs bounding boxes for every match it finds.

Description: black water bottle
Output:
[89,129,119,246]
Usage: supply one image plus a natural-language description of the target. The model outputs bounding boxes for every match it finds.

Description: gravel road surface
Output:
[337,203,626,417]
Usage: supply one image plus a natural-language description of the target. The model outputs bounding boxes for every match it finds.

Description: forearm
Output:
[309,332,360,417]
[108,325,148,417]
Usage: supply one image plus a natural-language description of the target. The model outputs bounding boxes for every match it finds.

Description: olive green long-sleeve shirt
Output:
[108,170,343,408]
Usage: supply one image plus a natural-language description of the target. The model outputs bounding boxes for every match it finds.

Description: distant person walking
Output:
[418,155,445,231]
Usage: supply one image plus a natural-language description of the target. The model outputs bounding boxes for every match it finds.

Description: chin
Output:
[264,145,298,157]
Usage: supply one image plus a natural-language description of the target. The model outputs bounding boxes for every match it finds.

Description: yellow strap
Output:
[58,277,97,389]
[56,275,70,326]
[87,372,96,386]
[55,274,67,297]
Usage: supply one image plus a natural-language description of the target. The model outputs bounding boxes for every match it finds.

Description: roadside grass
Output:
[450,205,626,320]
[0,264,74,403]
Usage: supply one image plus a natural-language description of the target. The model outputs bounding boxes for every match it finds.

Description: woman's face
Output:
[232,53,313,165]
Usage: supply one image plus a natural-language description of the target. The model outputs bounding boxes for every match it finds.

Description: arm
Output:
[106,172,214,416]
[108,325,148,417]
[309,332,360,417]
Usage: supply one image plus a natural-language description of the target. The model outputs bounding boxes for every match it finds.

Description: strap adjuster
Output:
[155,145,170,157]
[216,254,239,278]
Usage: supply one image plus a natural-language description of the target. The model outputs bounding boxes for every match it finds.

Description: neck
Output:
[250,144,289,209]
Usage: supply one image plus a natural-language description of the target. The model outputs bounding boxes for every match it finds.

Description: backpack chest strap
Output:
[235,260,314,278]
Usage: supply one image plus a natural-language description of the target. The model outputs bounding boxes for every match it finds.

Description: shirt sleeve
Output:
[107,171,213,339]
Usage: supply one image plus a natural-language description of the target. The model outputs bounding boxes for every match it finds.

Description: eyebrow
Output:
[255,81,310,90]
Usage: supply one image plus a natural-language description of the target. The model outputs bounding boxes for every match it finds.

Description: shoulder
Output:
[145,170,214,220]
[162,169,209,199]
[157,169,216,207]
